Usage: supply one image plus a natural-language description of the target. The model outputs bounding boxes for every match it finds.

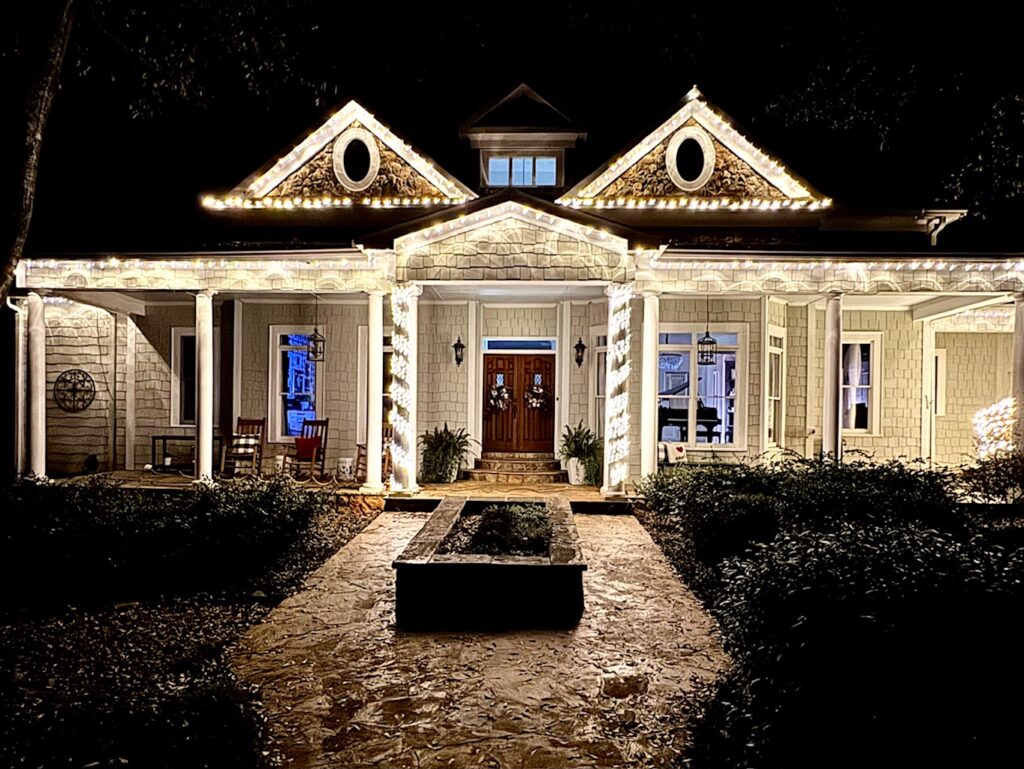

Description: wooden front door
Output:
[482,354,556,453]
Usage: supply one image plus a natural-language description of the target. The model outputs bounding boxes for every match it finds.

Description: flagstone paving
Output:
[231,512,727,768]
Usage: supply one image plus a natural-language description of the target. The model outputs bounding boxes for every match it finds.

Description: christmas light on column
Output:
[389,283,421,492]
[603,282,634,494]
[974,397,1016,459]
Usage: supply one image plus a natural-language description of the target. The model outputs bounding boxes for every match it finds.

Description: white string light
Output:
[604,282,634,491]
[388,283,420,492]
[974,397,1017,459]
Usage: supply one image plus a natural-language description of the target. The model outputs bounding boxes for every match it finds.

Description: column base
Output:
[359,483,386,495]
[389,483,421,496]
[600,484,627,499]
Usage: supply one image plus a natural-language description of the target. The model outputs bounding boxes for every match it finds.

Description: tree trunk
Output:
[1,0,75,302]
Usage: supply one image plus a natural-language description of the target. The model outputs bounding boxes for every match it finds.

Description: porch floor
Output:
[94,471,617,501]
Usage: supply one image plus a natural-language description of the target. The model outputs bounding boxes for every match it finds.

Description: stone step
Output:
[480,451,556,461]
[463,469,567,484]
[475,458,562,473]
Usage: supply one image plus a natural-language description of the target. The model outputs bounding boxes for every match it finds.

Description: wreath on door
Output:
[524,381,548,410]
[488,383,512,412]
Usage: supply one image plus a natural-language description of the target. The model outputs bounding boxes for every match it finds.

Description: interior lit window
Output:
[485,155,558,187]
[487,156,509,186]
[511,157,533,186]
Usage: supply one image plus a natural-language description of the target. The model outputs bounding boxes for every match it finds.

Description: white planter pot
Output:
[443,462,460,483]
[566,457,586,486]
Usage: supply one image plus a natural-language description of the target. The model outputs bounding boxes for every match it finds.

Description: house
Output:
[9,84,1023,496]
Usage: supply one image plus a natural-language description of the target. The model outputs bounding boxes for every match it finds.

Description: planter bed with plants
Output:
[0,476,381,769]
[393,496,586,629]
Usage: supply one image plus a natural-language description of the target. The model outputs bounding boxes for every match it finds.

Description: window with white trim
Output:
[841,332,883,434]
[170,327,220,427]
[269,326,318,442]
[766,328,786,447]
[484,155,558,187]
[656,325,746,448]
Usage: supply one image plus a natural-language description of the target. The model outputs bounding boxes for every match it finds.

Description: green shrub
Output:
[419,423,475,483]
[558,421,603,486]
[0,475,330,604]
[958,452,1024,505]
[686,521,1024,769]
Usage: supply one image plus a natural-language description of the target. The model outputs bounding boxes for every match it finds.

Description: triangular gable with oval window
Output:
[203,100,476,211]
[558,86,830,213]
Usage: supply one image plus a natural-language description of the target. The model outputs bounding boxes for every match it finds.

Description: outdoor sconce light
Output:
[307,294,326,363]
[452,336,466,367]
[574,337,587,367]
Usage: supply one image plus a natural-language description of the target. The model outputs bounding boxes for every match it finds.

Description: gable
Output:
[203,101,475,210]
[559,87,829,211]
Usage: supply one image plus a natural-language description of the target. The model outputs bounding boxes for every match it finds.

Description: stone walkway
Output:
[231,513,726,768]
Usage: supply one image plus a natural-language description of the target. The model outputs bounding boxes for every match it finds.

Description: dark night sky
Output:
[5,1,1023,253]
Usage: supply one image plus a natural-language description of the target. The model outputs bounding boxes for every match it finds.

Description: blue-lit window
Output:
[487,156,509,186]
[483,338,556,351]
[274,331,317,440]
[485,155,558,187]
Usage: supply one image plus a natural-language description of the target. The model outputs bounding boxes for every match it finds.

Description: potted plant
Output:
[559,421,603,486]
[419,423,476,483]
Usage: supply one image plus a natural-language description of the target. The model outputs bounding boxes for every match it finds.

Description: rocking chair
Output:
[220,418,266,477]
[282,418,330,480]
[355,423,394,482]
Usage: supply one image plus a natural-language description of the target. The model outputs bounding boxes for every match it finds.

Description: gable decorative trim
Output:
[203,100,476,209]
[558,86,829,210]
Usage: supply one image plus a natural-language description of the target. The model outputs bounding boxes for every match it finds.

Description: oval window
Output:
[675,138,705,183]
[343,139,372,183]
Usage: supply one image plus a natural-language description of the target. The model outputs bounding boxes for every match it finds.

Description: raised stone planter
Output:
[392,496,587,629]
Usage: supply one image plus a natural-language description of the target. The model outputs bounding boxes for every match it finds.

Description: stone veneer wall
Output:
[44,302,123,475]
[240,301,372,463]
[784,304,810,454]
[809,310,922,459]
[417,303,469,442]
[934,332,1013,465]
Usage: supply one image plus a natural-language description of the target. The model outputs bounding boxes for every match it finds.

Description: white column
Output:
[389,284,421,493]
[195,290,215,480]
[27,292,46,479]
[602,282,634,497]
[1014,292,1024,451]
[920,319,936,462]
[822,291,843,459]
[360,290,386,494]
[640,292,660,477]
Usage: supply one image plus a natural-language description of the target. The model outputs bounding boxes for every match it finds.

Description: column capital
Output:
[391,282,423,299]
[366,289,387,298]
[605,281,635,299]
[640,290,662,300]
[196,289,218,298]
[826,290,844,299]
[1013,291,1024,302]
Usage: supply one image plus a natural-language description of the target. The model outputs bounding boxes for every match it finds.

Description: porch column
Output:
[360,289,386,494]
[640,291,660,477]
[1014,292,1024,451]
[27,292,46,479]
[602,282,634,497]
[390,283,421,493]
[822,291,843,459]
[195,290,216,480]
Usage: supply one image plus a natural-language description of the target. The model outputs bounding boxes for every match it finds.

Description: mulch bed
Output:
[0,495,381,769]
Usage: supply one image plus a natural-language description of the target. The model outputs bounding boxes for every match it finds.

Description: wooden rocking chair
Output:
[220,417,266,477]
[282,418,330,480]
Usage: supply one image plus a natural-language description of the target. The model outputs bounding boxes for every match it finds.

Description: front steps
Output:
[464,452,566,484]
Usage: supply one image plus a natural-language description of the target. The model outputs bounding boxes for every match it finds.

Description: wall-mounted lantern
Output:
[452,336,466,367]
[574,337,587,367]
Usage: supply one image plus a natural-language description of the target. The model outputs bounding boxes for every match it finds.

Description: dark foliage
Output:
[638,457,1024,769]
[438,503,551,557]
[0,474,330,606]
[958,452,1024,505]
[0,483,378,769]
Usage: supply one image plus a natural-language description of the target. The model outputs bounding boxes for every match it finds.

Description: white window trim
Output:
[655,322,750,452]
[587,325,607,437]
[170,326,220,428]
[356,325,394,445]
[841,331,884,436]
[766,324,787,448]
[268,325,323,444]
[934,348,947,417]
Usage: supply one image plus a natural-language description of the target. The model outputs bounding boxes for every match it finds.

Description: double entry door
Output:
[482,354,555,453]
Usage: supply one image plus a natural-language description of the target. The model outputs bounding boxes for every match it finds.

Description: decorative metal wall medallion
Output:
[54,369,96,412]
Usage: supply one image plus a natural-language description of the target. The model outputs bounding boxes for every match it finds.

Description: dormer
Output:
[460,84,586,194]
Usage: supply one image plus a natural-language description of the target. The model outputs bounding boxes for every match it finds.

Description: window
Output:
[655,324,746,448]
[170,327,220,427]
[483,338,556,351]
[593,334,608,439]
[766,327,786,447]
[841,332,882,434]
[484,155,558,187]
[269,327,318,441]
